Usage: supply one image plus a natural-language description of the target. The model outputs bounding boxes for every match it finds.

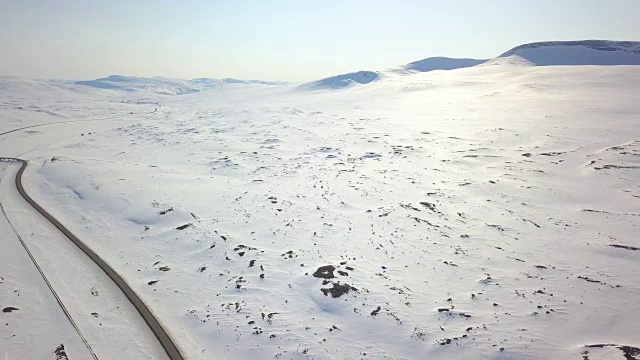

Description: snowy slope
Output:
[496,40,640,66]
[300,71,381,90]
[304,40,640,90]
[404,57,487,72]
[2,41,640,360]
[299,57,488,90]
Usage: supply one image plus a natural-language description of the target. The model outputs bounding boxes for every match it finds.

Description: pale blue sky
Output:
[1,0,638,82]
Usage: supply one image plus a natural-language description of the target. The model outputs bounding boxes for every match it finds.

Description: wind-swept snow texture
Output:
[497,40,640,66]
[2,41,640,359]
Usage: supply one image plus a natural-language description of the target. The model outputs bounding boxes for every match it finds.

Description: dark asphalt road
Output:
[1,157,185,360]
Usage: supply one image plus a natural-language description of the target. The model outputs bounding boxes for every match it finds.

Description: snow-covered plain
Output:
[1,41,640,359]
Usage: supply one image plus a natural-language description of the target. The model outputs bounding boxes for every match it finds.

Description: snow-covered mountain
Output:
[494,40,640,66]
[304,40,640,90]
[298,57,490,90]
[74,75,286,95]
[299,58,488,90]
[403,57,488,72]
[6,40,639,95]
[298,70,381,90]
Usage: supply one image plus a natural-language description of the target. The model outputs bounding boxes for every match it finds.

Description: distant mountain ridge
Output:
[298,57,489,90]
[75,75,286,95]
[3,40,639,94]
[297,71,380,90]
[496,40,640,66]
[302,40,640,90]
[404,57,488,72]
[501,40,640,56]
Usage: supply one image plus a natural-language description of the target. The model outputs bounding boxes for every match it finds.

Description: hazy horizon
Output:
[1,0,639,82]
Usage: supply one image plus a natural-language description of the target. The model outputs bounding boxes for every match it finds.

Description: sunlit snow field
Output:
[1,48,639,359]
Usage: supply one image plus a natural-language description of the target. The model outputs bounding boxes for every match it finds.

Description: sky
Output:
[0,0,639,82]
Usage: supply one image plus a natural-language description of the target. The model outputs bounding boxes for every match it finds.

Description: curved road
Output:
[0,107,158,137]
[1,157,185,360]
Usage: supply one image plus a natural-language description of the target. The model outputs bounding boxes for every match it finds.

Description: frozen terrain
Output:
[1,40,639,359]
